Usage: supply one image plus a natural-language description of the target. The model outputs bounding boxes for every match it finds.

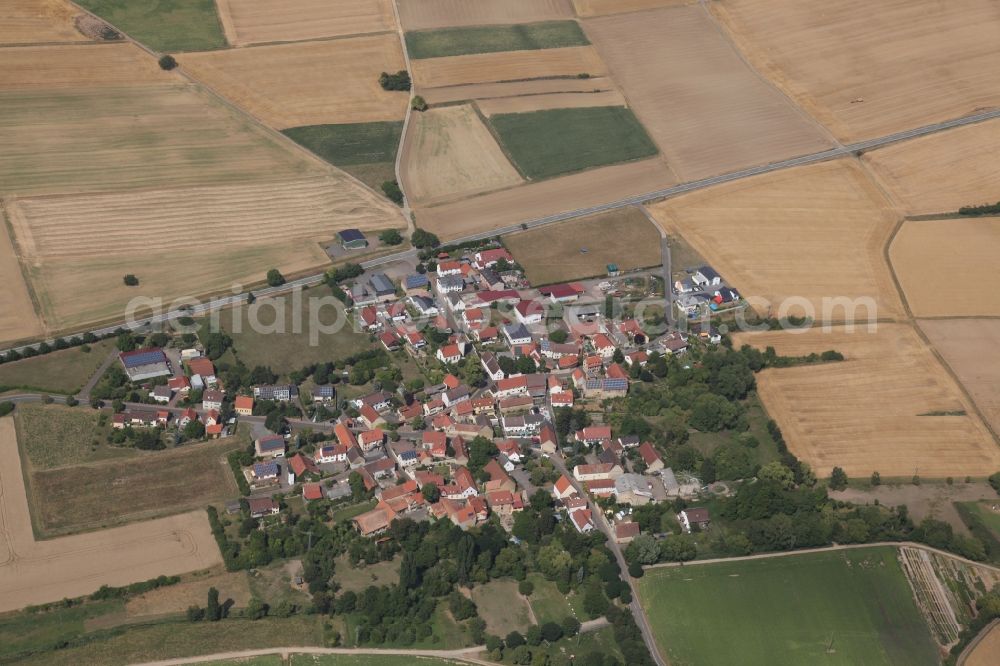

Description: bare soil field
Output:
[0,0,87,44]
[411,45,606,89]
[476,89,625,115]
[505,207,661,285]
[711,0,1000,142]
[0,212,43,345]
[419,76,617,105]
[889,218,1000,318]
[862,119,1000,216]
[734,324,1000,478]
[965,622,1000,666]
[572,0,691,17]
[921,319,1000,435]
[215,0,394,46]
[8,175,400,330]
[0,418,221,614]
[0,43,173,89]
[398,0,573,31]
[649,159,902,319]
[415,157,675,239]
[0,84,318,198]
[401,105,523,205]
[583,5,831,181]
[180,35,408,129]
[125,571,251,617]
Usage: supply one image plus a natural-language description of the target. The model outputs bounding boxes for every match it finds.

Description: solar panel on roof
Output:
[120,349,166,368]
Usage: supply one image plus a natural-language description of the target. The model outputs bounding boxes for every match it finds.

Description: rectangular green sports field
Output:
[489,106,658,180]
[405,21,588,59]
[636,547,938,666]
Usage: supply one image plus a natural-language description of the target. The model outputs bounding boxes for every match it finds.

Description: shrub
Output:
[518,579,534,596]
[411,95,428,111]
[381,180,404,205]
[829,466,848,491]
[123,274,139,286]
[379,70,411,91]
[411,228,440,249]
[266,268,285,287]
[0,402,14,417]
[158,55,177,70]
[379,229,404,245]
[989,471,1000,495]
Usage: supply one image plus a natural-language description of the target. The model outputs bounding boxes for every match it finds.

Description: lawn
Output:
[504,207,662,285]
[28,433,246,536]
[283,122,402,193]
[76,0,227,52]
[248,560,312,610]
[0,339,116,394]
[331,499,377,524]
[526,574,577,624]
[406,21,589,59]
[15,403,131,470]
[636,547,939,666]
[0,599,123,662]
[469,580,532,636]
[218,295,376,372]
[489,106,658,180]
[333,554,400,593]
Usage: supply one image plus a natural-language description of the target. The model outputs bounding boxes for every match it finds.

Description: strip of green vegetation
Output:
[956,501,1000,563]
[76,0,227,52]
[0,339,115,395]
[291,656,465,666]
[489,106,658,180]
[636,547,938,666]
[283,122,403,166]
[405,21,589,59]
[0,600,123,662]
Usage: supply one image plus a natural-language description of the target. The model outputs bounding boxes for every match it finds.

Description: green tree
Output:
[989,471,1000,495]
[0,402,14,418]
[660,534,697,562]
[158,54,177,70]
[266,268,285,287]
[411,228,440,249]
[381,180,404,204]
[206,586,221,621]
[689,393,741,432]
[549,330,568,344]
[183,419,205,440]
[870,470,881,487]
[245,597,268,620]
[411,95,428,111]
[421,483,440,503]
[537,542,572,582]
[626,534,660,565]
[518,579,534,596]
[561,615,581,637]
[758,461,795,489]
[379,229,404,245]
[123,274,139,286]
[829,466,848,491]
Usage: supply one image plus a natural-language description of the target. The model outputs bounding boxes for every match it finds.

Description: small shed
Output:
[339,228,368,250]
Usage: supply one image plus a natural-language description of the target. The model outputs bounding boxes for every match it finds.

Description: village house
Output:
[188,357,217,385]
[501,413,544,437]
[514,300,545,325]
[539,282,584,303]
[573,462,624,483]
[614,473,653,506]
[234,395,254,416]
[358,429,385,452]
[202,389,224,411]
[502,322,532,347]
[552,475,576,501]
[302,482,325,502]
[437,343,463,365]
[253,384,298,402]
[353,502,397,537]
[678,507,711,533]
[473,248,513,269]
[575,426,612,447]
[638,442,665,473]
[693,266,722,287]
[539,423,559,455]
[614,521,641,544]
[390,440,420,468]
[316,443,349,464]
[252,461,279,485]
[248,497,279,519]
[150,385,172,404]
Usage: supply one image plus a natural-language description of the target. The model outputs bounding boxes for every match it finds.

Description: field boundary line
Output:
[957,618,1000,666]
[229,30,397,50]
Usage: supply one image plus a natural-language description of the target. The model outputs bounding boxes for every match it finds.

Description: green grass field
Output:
[0,600,124,662]
[283,121,403,194]
[292,655,470,665]
[636,547,938,666]
[469,580,532,636]
[333,554,400,594]
[489,106,658,180]
[0,339,115,394]
[405,21,589,59]
[526,574,578,624]
[77,0,227,52]
[15,403,129,470]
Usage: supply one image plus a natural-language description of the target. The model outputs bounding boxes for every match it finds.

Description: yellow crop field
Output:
[736,325,1000,478]
[180,35,408,129]
[0,0,87,44]
[649,159,903,320]
[476,90,625,115]
[921,319,1000,435]
[401,105,523,205]
[0,211,43,345]
[712,0,1000,142]
[398,0,574,31]
[215,0,395,46]
[862,119,1000,216]
[411,46,606,89]
[889,218,1000,318]
[0,43,174,89]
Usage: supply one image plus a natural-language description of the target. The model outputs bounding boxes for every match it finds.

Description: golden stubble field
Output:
[401,104,523,205]
[736,325,1000,478]
[889,218,1000,318]
[0,213,42,343]
[411,45,606,89]
[215,0,395,46]
[711,0,1000,142]
[572,0,692,17]
[0,418,221,614]
[583,5,831,181]
[649,159,903,320]
[921,319,1000,436]
[862,119,1000,216]
[398,0,574,30]
[180,35,408,129]
[0,42,173,89]
[0,0,87,44]
[476,89,625,115]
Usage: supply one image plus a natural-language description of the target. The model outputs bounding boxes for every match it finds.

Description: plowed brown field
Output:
[735,325,1000,478]
[921,319,1000,435]
[411,46,606,89]
[0,418,221,614]
[862,119,1000,216]
[712,0,1000,142]
[572,0,691,17]
[584,5,831,181]
[401,105,523,204]
[215,0,395,46]
[419,76,616,105]
[0,0,87,44]
[649,159,902,320]
[415,157,675,239]
[477,89,624,115]
[398,0,574,31]
[0,42,173,89]
[180,36,408,128]
[889,218,1000,318]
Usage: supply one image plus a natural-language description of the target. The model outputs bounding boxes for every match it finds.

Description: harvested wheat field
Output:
[584,5,830,181]
[572,0,691,17]
[416,157,674,239]
[0,211,43,345]
[477,89,624,115]
[921,319,1000,435]
[0,0,87,44]
[216,0,394,46]
[401,105,523,204]
[964,621,1000,666]
[0,42,174,89]
[0,418,220,614]
[419,75,616,105]
[8,175,401,329]
[862,119,1000,216]
[398,0,573,31]
[411,46,606,89]
[649,159,902,319]
[735,325,1000,478]
[180,36,408,128]
[712,0,1000,142]
[889,218,1000,318]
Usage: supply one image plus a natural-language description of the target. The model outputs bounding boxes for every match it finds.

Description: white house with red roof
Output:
[514,299,544,325]
[437,343,463,364]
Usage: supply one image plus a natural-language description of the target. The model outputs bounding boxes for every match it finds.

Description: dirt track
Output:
[0,418,221,613]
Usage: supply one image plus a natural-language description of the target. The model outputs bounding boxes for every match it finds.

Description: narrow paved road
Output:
[74,347,120,402]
